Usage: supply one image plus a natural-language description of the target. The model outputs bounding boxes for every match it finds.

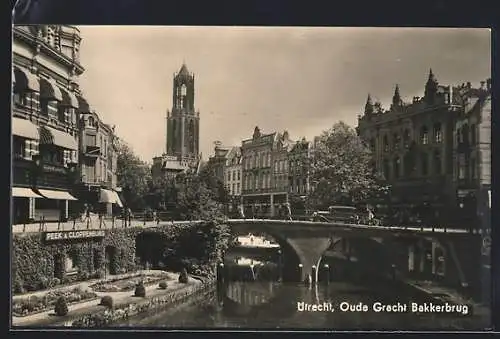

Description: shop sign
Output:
[42,164,67,174]
[45,230,105,241]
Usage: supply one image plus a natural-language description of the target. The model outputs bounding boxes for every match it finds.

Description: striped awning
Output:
[39,126,78,150]
[12,118,39,140]
[59,88,79,108]
[13,66,40,92]
[38,189,77,200]
[12,187,42,198]
[40,78,63,101]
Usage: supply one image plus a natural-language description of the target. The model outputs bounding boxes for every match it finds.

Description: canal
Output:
[111,278,487,330]
[110,235,489,330]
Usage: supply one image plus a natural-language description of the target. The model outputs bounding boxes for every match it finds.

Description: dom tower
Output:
[152,63,201,182]
[166,63,200,165]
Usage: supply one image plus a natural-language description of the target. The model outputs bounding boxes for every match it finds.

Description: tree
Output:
[309,121,387,208]
[115,139,151,211]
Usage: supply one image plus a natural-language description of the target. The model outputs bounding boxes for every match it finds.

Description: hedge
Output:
[12,221,231,294]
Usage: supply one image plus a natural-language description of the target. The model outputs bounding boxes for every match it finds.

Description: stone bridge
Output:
[226,219,483,290]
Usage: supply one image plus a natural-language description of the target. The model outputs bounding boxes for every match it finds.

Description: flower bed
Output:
[72,280,216,327]
[12,287,98,317]
[89,273,170,293]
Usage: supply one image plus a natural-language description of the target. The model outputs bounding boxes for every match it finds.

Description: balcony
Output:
[84,145,101,157]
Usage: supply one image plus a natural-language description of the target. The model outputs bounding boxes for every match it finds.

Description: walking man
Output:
[285,202,292,221]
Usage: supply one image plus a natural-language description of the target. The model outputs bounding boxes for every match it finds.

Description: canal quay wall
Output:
[12,221,231,295]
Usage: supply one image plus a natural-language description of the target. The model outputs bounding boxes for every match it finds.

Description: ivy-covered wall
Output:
[12,221,231,294]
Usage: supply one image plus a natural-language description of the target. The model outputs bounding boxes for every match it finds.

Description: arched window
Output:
[180,84,187,109]
[172,120,177,149]
[420,126,429,145]
[188,120,195,153]
[433,123,442,143]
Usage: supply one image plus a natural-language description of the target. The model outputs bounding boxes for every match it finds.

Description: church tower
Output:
[166,63,200,164]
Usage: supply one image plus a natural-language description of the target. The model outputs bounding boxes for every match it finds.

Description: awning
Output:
[59,88,79,108]
[12,187,42,198]
[98,189,123,207]
[111,190,124,207]
[38,189,78,200]
[39,126,78,150]
[12,118,39,140]
[40,78,63,101]
[99,189,116,203]
[13,67,40,92]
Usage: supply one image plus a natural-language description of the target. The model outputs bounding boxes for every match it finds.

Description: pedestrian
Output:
[239,204,245,219]
[127,207,133,226]
[84,204,91,227]
[285,202,292,221]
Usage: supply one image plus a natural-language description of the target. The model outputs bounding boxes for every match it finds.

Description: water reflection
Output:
[112,279,488,330]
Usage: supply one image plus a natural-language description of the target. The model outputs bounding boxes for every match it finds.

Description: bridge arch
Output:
[229,222,332,282]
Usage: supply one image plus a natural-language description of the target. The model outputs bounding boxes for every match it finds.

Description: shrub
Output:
[178,268,189,284]
[158,281,168,289]
[134,281,146,297]
[50,277,61,287]
[100,296,114,309]
[54,296,68,316]
[78,271,90,281]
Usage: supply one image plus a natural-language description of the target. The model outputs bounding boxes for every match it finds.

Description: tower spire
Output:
[425,68,438,104]
[392,84,402,107]
[364,93,374,115]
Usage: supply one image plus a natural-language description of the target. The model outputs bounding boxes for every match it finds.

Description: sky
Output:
[77,26,491,163]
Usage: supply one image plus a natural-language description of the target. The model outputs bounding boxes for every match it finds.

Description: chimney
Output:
[486,78,491,91]
[480,81,485,89]
[467,82,472,89]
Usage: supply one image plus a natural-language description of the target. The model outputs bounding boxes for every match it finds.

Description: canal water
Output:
[111,279,488,330]
[111,236,489,330]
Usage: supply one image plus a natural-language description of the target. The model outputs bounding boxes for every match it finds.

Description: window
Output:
[383,135,389,152]
[470,158,476,179]
[237,171,240,180]
[434,123,442,143]
[456,127,462,145]
[237,183,240,195]
[461,124,469,145]
[458,154,466,179]
[403,129,410,148]
[434,151,442,175]
[13,92,28,106]
[13,137,25,160]
[104,140,107,157]
[232,184,235,195]
[420,126,428,145]
[394,157,400,178]
[86,134,96,147]
[421,153,428,176]
[233,170,236,181]
[40,98,49,115]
